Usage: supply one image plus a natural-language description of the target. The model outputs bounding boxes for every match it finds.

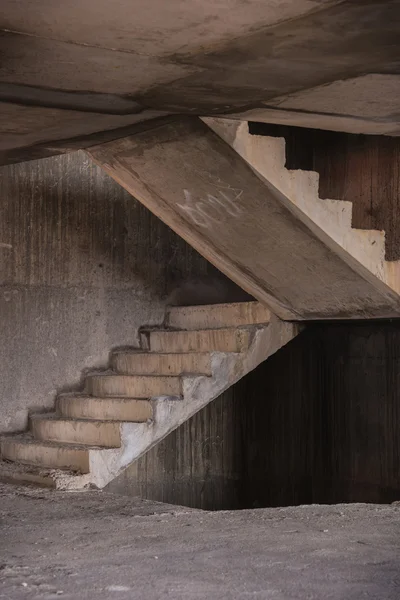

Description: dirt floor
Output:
[1,483,400,599]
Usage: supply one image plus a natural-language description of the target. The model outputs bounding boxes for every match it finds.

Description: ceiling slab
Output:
[1,0,336,56]
[1,0,399,164]
[0,32,201,95]
[0,103,167,153]
[265,75,400,121]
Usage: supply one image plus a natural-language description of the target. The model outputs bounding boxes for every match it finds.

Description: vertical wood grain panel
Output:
[108,385,245,510]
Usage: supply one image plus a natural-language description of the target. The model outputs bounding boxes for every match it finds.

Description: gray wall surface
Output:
[0,150,227,432]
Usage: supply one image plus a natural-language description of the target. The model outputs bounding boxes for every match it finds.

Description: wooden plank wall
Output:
[108,384,246,510]
[241,324,400,507]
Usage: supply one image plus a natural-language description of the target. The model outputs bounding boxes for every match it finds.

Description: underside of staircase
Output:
[206,117,400,296]
[87,116,400,320]
[0,302,298,490]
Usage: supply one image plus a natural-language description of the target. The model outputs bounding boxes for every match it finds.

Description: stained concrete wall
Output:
[2,0,400,166]
[242,322,400,507]
[0,150,230,432]
[107,384,246,510]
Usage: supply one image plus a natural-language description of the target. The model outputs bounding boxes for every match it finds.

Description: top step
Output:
[166,301,270,330]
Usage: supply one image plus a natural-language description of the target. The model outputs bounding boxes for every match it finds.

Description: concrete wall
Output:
[0,150,229,432]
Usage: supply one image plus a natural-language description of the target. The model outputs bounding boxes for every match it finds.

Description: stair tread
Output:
[58,395,180,403]
[166,302,270,330]
[0,460,73,485]
[30,413,130,425]
[0,459,91,489]
[57,394,157,423]
[167,300,269,313]
[0,459,80,478]
[112,350,213,376]
[88,374,181,378]
[147,327,252,353]
[86,374,183,399]
[1,434,105,451]
[59,394,152,400]
[113,351,211,356]
[167,301,265,311]
[143,326,252,333]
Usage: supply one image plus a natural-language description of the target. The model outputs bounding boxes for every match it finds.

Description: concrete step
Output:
[0,459,90,490]
[0,436,92,472]
[166,301,270,330]
[57,394,153,421]
[0,460,58,488]
[147,328,251,353]
[112,351,212,376]
[30,414,121,448]
[85,374,182,398]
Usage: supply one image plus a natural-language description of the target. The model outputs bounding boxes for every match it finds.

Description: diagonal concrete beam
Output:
[87,117,400,320]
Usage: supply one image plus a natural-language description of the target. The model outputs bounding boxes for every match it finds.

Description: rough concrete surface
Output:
[0,150,238,434]
[1,484,400,599]
[88,117,400,320]
[1,0,400,163]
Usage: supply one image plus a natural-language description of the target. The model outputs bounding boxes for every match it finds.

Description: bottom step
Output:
[0,460,56,488]
[0,436,92,473]
[0,460,90,490]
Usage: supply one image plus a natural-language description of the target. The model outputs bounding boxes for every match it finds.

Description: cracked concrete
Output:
[1,483,400,599]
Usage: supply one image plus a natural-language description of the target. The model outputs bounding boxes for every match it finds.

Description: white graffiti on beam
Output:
[178,188,243,228]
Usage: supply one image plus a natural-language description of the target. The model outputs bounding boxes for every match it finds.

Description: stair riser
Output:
[57,397,152,422]
[112,353,212,376]
[31,419,121,448]
[149,329,250,353]
[166,302,270,330]
[86,376,182,398]
[0,440,90,473]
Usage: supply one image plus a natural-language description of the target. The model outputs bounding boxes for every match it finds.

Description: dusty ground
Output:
[1,484,400,599]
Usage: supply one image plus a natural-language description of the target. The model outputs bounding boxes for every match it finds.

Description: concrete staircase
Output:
[87,117,400,320]
[0,301,298,490]
[205,118,400,296]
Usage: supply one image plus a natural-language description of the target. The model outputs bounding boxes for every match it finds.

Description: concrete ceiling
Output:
[1,0,399,164]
